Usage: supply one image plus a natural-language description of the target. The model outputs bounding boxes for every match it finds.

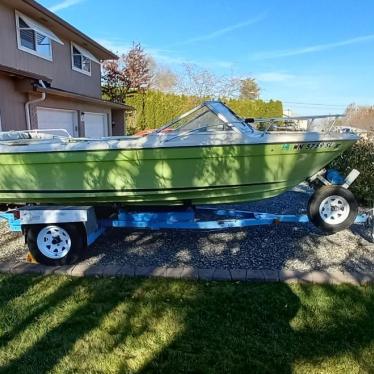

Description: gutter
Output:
[25,80,46,130]
[35,86,134,111]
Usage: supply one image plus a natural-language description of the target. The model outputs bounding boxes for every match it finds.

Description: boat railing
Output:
[247,114,345,136]
[0,129,73,146]
[27,129,73,138]
[0,129,73,139]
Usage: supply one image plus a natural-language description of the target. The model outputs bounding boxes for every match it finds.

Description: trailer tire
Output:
[26,223,85,266]
[307,185,358,233]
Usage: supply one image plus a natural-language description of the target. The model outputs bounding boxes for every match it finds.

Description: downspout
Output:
[25,80,47,130]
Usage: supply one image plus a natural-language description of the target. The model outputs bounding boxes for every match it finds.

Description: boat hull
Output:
[0,140,355,205]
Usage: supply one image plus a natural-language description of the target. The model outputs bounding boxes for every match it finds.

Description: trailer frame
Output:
[0,204,373,245]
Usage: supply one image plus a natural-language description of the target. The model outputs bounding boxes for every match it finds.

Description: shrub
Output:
[125,91,283,133]
[330,136,374,204]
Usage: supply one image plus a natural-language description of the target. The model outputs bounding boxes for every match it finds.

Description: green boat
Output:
[0,101,358,206]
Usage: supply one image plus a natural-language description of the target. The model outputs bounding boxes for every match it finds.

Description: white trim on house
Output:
[71,42,99,76]
[15,11,64,44]
[15,11,63,61]
[72,43,100,63]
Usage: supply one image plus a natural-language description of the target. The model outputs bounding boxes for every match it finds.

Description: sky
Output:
[40,0,374,115]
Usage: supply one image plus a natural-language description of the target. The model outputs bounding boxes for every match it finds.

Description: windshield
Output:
[156,101,252,134]
[162,106,232,133]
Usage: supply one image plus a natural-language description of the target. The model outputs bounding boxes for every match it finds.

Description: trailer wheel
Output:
[307,185,358,233]
[26,223,85,266]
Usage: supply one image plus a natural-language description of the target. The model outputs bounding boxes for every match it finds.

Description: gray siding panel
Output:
[0,3,102,98]
[0,75,28,131]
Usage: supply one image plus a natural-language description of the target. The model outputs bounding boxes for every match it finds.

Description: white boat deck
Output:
[0,101,359,153]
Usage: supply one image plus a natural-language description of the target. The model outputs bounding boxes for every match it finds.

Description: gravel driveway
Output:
[0,187,373,273]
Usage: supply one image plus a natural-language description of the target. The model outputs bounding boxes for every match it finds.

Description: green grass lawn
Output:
[0,274,373,373]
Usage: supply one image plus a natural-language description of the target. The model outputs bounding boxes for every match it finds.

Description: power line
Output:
[283,101,347,108]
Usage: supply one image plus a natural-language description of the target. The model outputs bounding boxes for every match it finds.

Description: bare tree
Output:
[344,104,374,131]
[148,57,178,92]
[239,78,260,99]
[218,76,241,99]
[177,64,245,98]
[177,64,217,98]
[176,64,259,100]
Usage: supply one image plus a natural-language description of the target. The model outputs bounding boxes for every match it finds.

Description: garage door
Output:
[84,112,108,138]
[37,108,77,137]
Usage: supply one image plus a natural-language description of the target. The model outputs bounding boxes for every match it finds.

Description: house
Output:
[283,109,308,130]
[0,0,131,137]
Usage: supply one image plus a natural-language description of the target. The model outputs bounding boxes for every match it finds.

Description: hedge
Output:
[330,136,374,204]
[125,91,283,133]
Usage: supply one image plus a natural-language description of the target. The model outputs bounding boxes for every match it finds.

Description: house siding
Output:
[0,1,127,136]
[0,2,102,98]
[0,74,28,131]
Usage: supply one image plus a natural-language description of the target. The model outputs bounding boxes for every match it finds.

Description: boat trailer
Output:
[1,204,373,235]
[0,203,373,264]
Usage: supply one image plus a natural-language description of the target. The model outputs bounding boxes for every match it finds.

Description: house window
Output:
[71,43,92,75]
[15,11,63,61]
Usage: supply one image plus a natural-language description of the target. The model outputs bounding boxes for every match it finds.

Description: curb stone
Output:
[230,269,246,281]
[279,270,312,283]
[305,271,331,284]
[10,263,44,274]
[180,266,198,280]
[135,266,167,278]
[150,266,168,277]
[99,265,125,277]
[262,270,279,282]
[324,270,361,285]
[0,261,373,285]
[348,270,374,285]
[70,263,92,277]
[0,261,17,273]
[118,265,136,277]
[198,268,214,281]
[246,270,265,281]
[53,265,76,276]
[135,266,156,277]
[165,267,183,279]
[212,268,231,281]
[21,263,57,275]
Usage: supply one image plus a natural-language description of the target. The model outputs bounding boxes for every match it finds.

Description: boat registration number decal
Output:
[281,142,341,151]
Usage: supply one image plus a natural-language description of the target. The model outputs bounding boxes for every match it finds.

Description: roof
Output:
[0,65,132,111]
[36,86,134,111]
[3,0,118,61]
[0,64,52,82]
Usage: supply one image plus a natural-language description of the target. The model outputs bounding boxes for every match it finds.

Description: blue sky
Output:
[41,0,374,114]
